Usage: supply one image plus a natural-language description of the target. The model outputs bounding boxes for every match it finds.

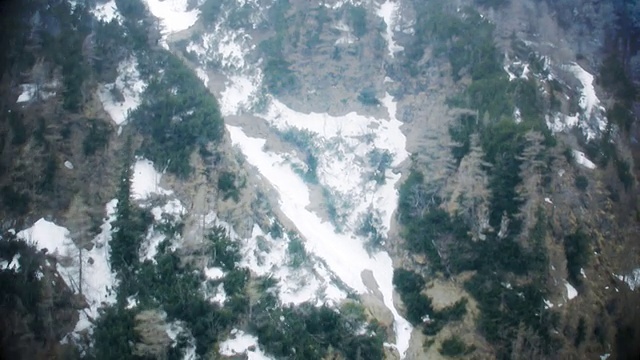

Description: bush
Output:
[358,88,381,106]
[439,335,475,357]
[218,171,240,202]
[131,52,225,178]
[575,175,589,191]
[564,230,591,286]
[83,118,112,156]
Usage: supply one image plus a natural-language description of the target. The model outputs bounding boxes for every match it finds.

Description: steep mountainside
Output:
[1,0,639,359]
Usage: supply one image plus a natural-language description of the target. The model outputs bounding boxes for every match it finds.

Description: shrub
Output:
[575,175,589,191]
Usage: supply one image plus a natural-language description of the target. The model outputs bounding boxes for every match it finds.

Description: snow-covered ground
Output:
[240,224,347,305]
[17,200,119,337]
[131,158,173,200]
[16,83,56,103]
[565,281,578,300]
[92,0,123,24]
[572,150,596,169]
[219,329,272,360]
[143,0,199,47]
[617,268,640,291]
[377,0,404,57]
[98,57,146,126]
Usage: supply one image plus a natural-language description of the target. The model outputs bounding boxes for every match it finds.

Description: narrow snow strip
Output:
[565,63,601,118]
[227,125,412,357]
[219,329,273,360]
[572,150,596,169]
[377,0,404,57]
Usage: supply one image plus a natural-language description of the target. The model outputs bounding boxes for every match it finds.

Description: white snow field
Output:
[219,329,273,360]
[17,200,119,336]
[143,0,199,47]
[226,88,414,356]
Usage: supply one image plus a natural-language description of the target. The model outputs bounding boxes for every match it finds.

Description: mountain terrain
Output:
[1,0,640,359]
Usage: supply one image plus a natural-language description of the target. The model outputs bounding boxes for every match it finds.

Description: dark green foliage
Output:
[0,186,30,215]
[278,128,319,183]
[258,0,298,95]
[564,230,591,287]
[83,118,112,156]
[130,53,224,178]
[358,88,381,106]
[223,268,249,296]
[607,102,634,133]
[0,235,60,352]
[218,172,240,202]
[8,111,28,145]
[575,175,589,191]
[251,299,385,360]
[616,158,633,191]
[598,56,636,106]
[346,5,367,38]
[367,149,392,184]
[207,226,241,271]
[357,211,385,251]
[270,221,283,239]
[449,114,477,164]
[263,58,298,95]
[91,307,138,360]
[465,274,560,355]
[439,335,475,357]
[481,119,527,229]
[575,317,586,346]
[287,235,307,267]
[110,148,153,276]
[393,269,467,333]
[474,0,509,8]
[200,0,223,26]
[136,246,234,356]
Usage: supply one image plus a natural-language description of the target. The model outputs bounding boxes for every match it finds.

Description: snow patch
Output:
[195,68,209,86]
[18,200,119,337]
[0,254,21,271]
[572,150,596,169]
[17,84,56,103]
[143,0,199,42]
[565,281,578,300]
[219,329,273,360]
[204,267,224,280]
[617,268,640,291]
[210,283,227,305]
[131,158,173,200]
[166,321,197,360]
[98,57,146,125]
[92,0,122,24]
[240,224,347,305]
[227,123,412,357]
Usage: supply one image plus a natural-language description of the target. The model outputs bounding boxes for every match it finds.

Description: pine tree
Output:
[110,138,136,275]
